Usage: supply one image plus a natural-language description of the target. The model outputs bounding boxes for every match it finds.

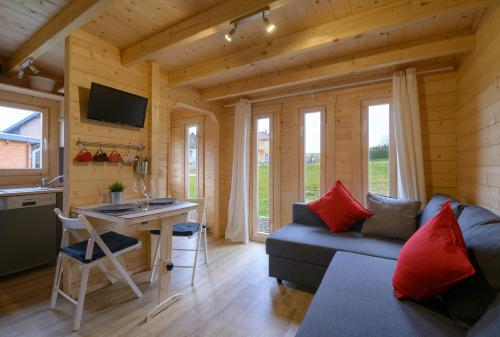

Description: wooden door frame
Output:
[298,106,326,202]
[250,104,281,241]
[183,120,204,199]
[361,98,397,203]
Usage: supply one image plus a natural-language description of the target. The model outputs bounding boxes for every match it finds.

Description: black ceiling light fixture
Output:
[224,6,276,42]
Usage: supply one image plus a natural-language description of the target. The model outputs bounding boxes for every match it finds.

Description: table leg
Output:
[145,216,182,322]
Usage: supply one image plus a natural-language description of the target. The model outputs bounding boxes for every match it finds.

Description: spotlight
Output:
[17,68,24,79]
[263,10,275,33]
[28,64,40,74]
[17,57,39,79]
[225,22,237,42]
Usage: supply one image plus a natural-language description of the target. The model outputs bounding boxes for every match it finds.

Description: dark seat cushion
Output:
[150,223,201,237]
[419,194,462,227]
[466,294,500,337]
[266,222,403,267]
[61,231,139,263]
[292,202,363,232]
[458,206,500,291]
[173,223,200,236]
[296,252,465,337]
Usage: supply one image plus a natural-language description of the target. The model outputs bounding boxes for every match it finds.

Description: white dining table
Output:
[72,200,199,321]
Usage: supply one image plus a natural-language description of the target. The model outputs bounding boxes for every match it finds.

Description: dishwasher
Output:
[0,193,57,277]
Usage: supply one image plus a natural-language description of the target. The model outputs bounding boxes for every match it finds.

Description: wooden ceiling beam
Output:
[170,0,496,87]
[5,0,115,75]
[121,0,291,67]
[200,34,475,101]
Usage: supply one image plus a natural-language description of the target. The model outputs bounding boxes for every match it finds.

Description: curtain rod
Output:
[224,66,455,108]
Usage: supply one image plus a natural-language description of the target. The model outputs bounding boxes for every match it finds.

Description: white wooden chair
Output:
[51,208,143,331]
[150,198,208,285]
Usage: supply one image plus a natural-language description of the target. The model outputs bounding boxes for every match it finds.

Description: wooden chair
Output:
[149,198,208,285]
[51,209,143,331]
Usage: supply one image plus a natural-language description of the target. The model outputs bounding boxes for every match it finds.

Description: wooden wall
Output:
[168,108,220,237]
[65,30,152,295]
[419,72,458,198]
[64,30,223,295]
[457,6,500,215]
[66,30,152,206]
[219,72,459,232]
[0,89,60,187]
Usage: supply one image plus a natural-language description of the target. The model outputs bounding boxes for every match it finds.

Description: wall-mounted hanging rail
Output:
[76,138,145,151]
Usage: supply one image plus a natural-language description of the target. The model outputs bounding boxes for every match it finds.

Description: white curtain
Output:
[392,68,427,204]
[225,98,251,243]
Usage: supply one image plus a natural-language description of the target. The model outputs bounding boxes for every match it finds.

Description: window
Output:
[0,103,46,171]
[300,108,324,202]
[252,115,272,237]
[362,101,396,198]
[185,125,198,198]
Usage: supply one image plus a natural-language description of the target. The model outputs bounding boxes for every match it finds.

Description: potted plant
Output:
[108,181,125,204]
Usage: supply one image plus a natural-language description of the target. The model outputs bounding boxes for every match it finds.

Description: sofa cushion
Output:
[393,201,475,301]
[419,194,462,228]
[466,294,500,337]
[295,252,465,337]
[441,252,496,327]
[362,193,421,240]
[458,206,500,291]
[292,202,363,232]
[307,180,372,232]
[266,222,402,267]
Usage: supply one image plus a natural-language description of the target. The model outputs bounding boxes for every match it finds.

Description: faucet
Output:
[41,175,64,187]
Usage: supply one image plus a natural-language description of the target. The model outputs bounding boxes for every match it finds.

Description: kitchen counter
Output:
[0,187,63,197]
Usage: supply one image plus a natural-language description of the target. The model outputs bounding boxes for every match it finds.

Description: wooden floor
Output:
[0,238,313,337]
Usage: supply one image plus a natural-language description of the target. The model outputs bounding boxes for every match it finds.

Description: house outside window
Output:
[0,104,45,171]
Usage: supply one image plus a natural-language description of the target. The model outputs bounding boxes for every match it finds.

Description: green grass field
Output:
[256,157,390,217]
[188,173,197,198]
[368,158,390,196]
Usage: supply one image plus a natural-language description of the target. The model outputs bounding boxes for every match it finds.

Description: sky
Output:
[0,106,38,131]
[368,104,390,147]
[305,112,321,153]
[257,118,269,133]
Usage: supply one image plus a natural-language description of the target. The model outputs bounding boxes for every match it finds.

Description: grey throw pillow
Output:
[361,193,421,241]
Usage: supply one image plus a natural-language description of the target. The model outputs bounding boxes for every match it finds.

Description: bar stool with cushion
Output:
[51,209,143,331]
[149,198,208,285]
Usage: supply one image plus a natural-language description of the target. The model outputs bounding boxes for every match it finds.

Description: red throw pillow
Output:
[392,200,475,301]
[307,180,372,232]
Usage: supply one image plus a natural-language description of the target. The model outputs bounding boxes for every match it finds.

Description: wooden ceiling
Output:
[0,0,69,78]
[0,0,496,101]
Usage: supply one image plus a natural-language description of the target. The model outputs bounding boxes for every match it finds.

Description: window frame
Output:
[299,106,326,202]
[0,100,49,176]
[361,98,397,201]
[250,112,274,242]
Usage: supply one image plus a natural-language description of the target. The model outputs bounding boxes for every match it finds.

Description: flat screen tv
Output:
[87,83,148,128]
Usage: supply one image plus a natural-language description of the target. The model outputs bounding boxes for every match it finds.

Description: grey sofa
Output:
[266,194,500,337]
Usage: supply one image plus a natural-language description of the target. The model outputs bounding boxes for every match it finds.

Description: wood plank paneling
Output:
[65,29,153,296]
[457,6,500,215]
[418,71,458,198]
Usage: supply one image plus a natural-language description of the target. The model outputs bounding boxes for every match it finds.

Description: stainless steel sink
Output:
[0,187,62,194]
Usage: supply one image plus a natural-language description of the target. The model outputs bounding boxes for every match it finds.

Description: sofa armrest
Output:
[292,202,326,227]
